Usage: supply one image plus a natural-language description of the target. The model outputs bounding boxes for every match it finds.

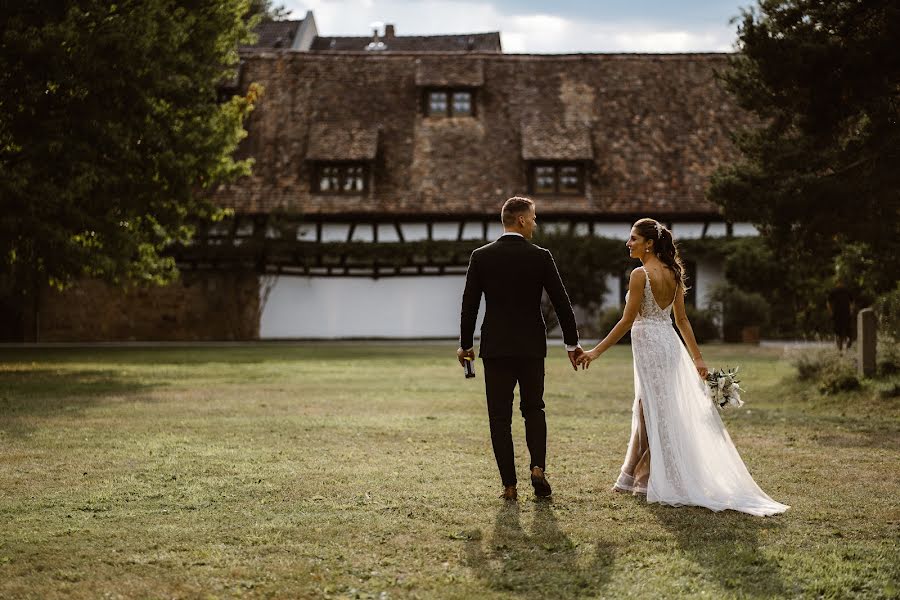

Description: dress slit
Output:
[614,398,651,494]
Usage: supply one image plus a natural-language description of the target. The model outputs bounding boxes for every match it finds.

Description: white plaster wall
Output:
[462,222,484,240]
[297,224,316,240]
[321,223,350,242]
[486,222,504,239]
[695,258,726,308]
[704,222,728,237]
[602,273,622,308]
[260,275,485,339]
[401,223,428,241]
[732,222,759,237]
[432,222,460,241]
[377,223,400,242]
[593,223,632,240]
[350,223,374,242]
[671,222,706,239]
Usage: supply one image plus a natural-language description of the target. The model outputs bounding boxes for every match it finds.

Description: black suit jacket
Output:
[459,235,579,358]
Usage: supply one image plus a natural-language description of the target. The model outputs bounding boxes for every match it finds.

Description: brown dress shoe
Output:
[499,485,518,501]
[531,466,552,497]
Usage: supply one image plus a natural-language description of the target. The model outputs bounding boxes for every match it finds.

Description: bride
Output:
[577,218,788,517]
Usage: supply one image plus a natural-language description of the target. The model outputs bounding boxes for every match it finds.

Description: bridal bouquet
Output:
[706,366,744,409]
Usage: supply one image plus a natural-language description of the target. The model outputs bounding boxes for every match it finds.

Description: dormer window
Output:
[529,162,584,195]
[425,89,474,117]
[313,162,368,194]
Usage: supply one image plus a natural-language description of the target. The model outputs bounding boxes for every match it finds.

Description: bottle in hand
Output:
[463,357,476,378]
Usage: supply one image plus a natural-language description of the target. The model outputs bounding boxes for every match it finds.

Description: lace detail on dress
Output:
[634,266,674,324]
[616,266,789,516]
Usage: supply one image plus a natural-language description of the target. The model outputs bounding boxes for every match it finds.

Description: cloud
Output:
[282,1,738,53]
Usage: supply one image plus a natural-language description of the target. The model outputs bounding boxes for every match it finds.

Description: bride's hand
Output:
[577,349,600,370]
[694,357,708,379]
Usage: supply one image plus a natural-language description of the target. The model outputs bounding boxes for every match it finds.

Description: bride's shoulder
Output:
[628,267,647,286]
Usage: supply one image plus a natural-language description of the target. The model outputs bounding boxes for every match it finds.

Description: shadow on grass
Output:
[650,504,790,597]
[0,368,160,435]
[465,500,615,599]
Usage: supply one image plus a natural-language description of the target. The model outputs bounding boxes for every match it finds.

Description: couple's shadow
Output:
[464,500,616,599]
[649,503,789,597]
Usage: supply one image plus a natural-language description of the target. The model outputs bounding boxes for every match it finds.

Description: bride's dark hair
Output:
[633,218,688,293]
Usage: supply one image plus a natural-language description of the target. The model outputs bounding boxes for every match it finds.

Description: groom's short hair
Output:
[501,196,534,226]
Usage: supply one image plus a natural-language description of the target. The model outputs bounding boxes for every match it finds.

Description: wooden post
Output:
[857,308,876,377]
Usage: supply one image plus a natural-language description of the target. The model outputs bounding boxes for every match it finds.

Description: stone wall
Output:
[32,271,260,342]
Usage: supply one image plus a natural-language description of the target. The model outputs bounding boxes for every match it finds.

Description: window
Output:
[529,163,584,195]
[425,89,474,117]
[314,163,368,194]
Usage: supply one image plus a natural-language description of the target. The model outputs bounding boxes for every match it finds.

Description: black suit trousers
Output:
[482,357,546,486]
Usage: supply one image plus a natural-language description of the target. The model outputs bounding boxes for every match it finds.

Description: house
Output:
[33,15,756,341]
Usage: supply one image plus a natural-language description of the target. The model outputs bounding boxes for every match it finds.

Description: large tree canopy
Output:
[0,0,262,326]
[710,0,900,296]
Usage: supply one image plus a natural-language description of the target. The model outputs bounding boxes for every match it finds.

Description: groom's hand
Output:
[567,347,583,371]
[457,347,475,367]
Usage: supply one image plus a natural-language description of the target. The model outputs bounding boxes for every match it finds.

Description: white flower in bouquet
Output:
[706,367,744,410]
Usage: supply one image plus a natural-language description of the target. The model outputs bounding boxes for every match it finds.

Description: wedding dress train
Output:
[614,267,788,517]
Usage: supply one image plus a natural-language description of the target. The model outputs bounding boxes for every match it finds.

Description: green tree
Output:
[709,0,900,300]
[0,1,263,340]
[249,0,290,21]
[532,230,632,335]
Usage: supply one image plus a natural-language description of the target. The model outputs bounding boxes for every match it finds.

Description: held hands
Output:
[457,347,475,367]
[567,347,584,371]
[576,348,601,370]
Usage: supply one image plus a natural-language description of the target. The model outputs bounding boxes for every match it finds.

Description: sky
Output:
[281,0,756,53]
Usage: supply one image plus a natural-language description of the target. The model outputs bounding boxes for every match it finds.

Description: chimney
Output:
[365,21,386,51]
[385,24,395,38]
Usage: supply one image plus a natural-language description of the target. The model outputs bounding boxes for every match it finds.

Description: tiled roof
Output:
[521,118,594,161]
[244,20,301,49]
[309,32,501,53]
[306,123,379,161]
[215,53,749,219]
[415,57,484,87]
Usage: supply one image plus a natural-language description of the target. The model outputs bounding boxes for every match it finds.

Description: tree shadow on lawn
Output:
[0,368,161,435]
[650,503,790,597]
[465,500,616,599]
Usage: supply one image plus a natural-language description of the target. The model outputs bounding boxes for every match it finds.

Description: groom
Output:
[457,197,581,501]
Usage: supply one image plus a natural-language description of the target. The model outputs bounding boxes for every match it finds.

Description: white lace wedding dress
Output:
[614,267,789,516]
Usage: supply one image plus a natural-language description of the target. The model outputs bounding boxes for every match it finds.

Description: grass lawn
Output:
[1,342,898,599]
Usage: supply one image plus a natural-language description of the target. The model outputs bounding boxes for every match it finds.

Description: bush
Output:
[790,347,862,394]
[877,337,900,376]
[819,367,862,394]
[792,347,836,381]
[874,283,900,341]
[709,283,771,342]
[877,381,900,399]
[596,306,630,344]
[682,305,720,344]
